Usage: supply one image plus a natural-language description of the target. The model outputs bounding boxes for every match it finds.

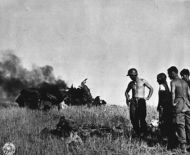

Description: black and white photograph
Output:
[0,0,190,154]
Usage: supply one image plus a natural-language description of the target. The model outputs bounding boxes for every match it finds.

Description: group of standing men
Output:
[125,66,190,153]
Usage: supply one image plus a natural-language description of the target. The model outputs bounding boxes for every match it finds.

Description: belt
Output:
[132,97,144,100]
[131,97,145,102]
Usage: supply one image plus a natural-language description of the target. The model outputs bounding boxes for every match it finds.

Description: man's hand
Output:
[125,94,130,106]
[173,102,177,107]
[126,99,130,106]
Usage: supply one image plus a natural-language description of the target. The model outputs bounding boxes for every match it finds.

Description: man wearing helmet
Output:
[125,68,153,137]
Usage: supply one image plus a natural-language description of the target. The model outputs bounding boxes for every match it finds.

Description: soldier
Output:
[180,69,190,87]
[125,68,153,136]
[168,66,190,153]
[157,73,174,147]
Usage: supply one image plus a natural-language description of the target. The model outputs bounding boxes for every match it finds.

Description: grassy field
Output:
[0,102,183,155]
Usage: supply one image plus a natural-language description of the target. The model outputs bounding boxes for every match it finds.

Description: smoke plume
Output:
[0,51,67,98]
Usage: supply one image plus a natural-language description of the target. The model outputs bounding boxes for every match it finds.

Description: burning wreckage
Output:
[15,79,107,110]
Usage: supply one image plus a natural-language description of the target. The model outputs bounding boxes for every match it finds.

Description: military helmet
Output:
[127,68,138,76]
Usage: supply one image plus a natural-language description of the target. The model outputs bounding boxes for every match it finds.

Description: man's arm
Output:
[125,83,132,106]
[157,91,161,111]
[170,81,176,106]
[187,86,190,101]
[144,80,153,100]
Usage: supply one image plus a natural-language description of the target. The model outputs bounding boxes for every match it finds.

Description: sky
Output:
[0,0,190,106]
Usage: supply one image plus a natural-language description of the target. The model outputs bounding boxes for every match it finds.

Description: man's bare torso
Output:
[129,78,146,98]
[172,79,189,98]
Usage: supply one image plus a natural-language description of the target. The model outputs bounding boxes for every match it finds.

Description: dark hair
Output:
[167,66,178,74]
[157,73,166,81]
[180,69,190,76]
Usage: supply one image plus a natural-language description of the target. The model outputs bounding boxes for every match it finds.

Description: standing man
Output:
[180,69,190,87]
[156,73,176,149]
[125,68,153,137]
[168,66,190,153]
[157,73,172,139]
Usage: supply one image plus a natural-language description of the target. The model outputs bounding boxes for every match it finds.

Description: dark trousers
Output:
[159,108,173,138]
[159,108,177,149]
[130,98,147,135]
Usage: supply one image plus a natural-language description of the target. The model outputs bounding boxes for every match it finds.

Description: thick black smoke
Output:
[0,51,67,97]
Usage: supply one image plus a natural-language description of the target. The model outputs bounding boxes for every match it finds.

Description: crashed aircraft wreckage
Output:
[15,79,107,110]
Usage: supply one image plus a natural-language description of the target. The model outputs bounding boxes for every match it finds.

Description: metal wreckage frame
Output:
[15,81,107,111]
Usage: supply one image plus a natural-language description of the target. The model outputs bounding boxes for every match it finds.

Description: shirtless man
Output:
[168,66,190,153]
[125,68,153,136]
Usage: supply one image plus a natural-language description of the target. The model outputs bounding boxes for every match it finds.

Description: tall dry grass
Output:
[0,104,179,155]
